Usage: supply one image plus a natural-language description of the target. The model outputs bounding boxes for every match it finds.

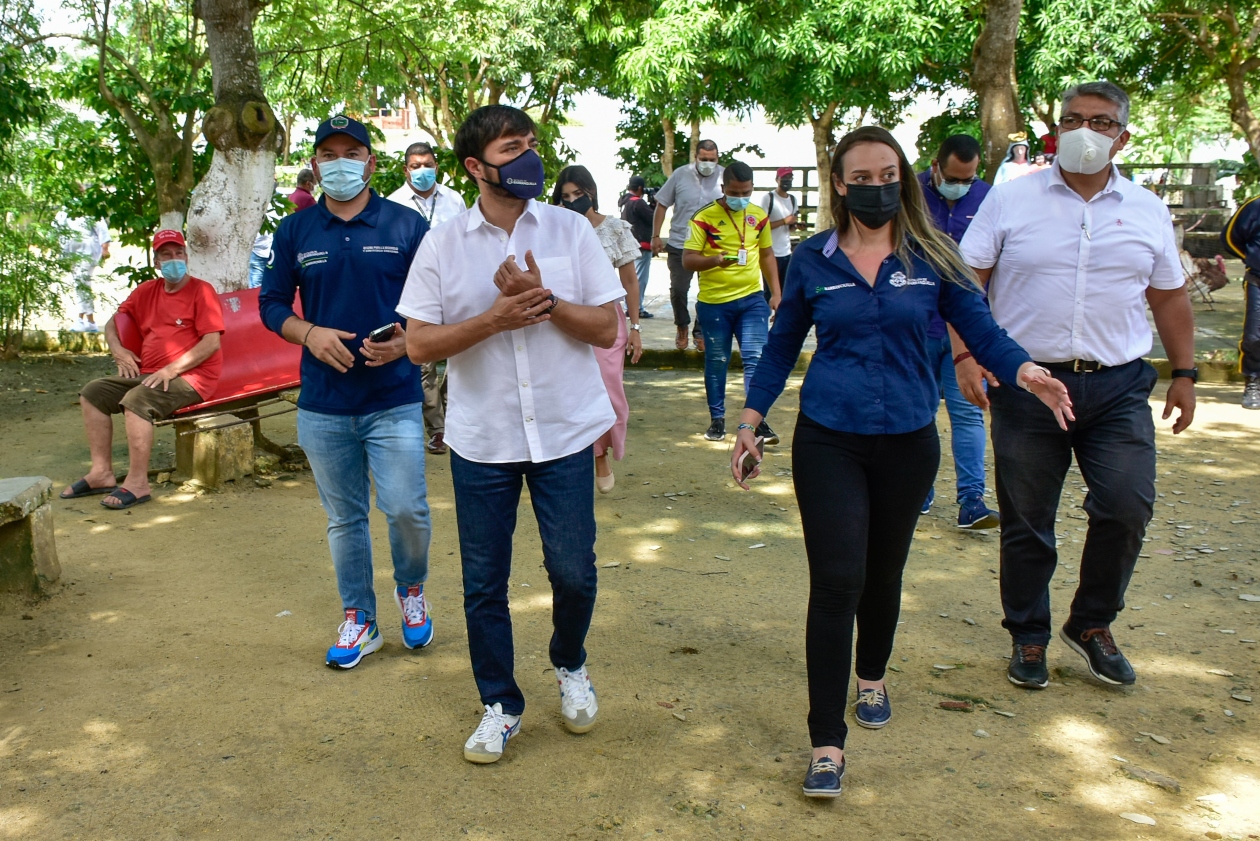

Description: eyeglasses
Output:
[939,175,977,186]
[1058,115,1125,133]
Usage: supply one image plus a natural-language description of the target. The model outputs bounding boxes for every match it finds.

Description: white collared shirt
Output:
[397,199,625,464]
[960,162,1185,366]
[386,182,468,229]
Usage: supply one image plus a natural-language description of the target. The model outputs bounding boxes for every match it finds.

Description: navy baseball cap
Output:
[315,115,372,152]
[627,175,646,190]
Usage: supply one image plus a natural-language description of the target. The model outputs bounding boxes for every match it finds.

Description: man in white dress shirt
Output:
[958,81,1196,691]
[398,105,623,764]
[387,141,468,455]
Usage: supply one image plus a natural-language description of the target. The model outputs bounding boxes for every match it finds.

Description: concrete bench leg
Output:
[174,415,254,488]
[0,478,61,595]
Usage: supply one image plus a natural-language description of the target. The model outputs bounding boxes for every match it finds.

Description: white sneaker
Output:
[463,703,521,764]
[556,665,598,733]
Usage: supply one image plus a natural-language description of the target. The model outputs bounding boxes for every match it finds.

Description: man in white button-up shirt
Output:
[399,105,623,764]
[958,81,1197,691]
[387,141,469,456]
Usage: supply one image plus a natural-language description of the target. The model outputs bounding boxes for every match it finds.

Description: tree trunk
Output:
[972,0,1024,181]
[1225,61,1260,164]
[187,0,282,292]
[689,112,701,162]
[661,115,675,178]
[809,101,839,233]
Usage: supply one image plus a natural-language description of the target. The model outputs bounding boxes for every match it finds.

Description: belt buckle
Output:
[1073,359,1084,373]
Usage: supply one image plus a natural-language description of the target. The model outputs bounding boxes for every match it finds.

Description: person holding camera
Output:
[619,175,656,320]
[260,116,434,670]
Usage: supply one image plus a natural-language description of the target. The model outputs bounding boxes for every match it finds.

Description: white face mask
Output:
[1057,127,1117,175]
[696,160,717,177]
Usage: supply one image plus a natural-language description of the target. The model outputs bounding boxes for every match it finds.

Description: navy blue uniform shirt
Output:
[259,190,429,415]
[746,229,1032,436]
[918,169,992,339]
[1222,196,1260,275]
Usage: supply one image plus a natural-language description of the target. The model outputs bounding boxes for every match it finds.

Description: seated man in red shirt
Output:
[60,230,225,510]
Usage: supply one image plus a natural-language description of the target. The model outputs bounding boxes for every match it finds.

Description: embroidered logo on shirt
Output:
[175,318,183,326]
[362,245,400,254]
[888,271,935,288]
[745,215,757,226]
[297,250,329,268]
[815,283,857,293]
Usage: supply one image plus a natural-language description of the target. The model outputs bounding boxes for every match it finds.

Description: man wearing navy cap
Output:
[260,115,435,669]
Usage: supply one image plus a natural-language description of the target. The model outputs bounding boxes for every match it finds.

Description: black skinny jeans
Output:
[792,413,940,749]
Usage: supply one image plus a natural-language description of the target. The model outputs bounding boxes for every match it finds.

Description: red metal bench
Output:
[114,287,302,484]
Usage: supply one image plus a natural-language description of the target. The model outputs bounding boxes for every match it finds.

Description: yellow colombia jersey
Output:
[684,200,772,304]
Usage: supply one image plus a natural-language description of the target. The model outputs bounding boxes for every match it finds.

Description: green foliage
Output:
[1125,83,1237,163]
[0,137,74,350]
[615,104,690,187]
[913,99,983,171]
[0,0,52,162]
[1218,153,1259,203]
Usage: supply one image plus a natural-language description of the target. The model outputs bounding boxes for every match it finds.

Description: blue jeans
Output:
[989,359,1158,645]
[927,334,988,502]
[248,252,267,289]
[450,448,598,716]
[696,291,770,419]
[297,403,431,620]
[634,249,652,310]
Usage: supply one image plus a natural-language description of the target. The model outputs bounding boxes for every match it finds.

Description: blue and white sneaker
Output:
[464,703,521,764]
[957,494,1000,531]
[854,685,892,729]
[920,486,935,515]
[802,755,845,798]
[325,608,383,669]
[556,665,599,733]
[393,584,433,649]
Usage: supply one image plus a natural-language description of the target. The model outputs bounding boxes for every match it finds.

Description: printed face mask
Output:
[696,160,717,177]
[1057,126,1116,175]
[480,148,545,200]
[843,182,901,229]
[724,195,751,212]
[318,157,369,201]
[159,259,187,282]
[562,194,593,215]
[410,167,437,191]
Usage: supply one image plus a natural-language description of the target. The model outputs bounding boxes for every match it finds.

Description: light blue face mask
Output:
[410,167,437,192]
[937,179,972,201]
[318,157,368,201]
[725,195,751,212]
[159,259,187,282]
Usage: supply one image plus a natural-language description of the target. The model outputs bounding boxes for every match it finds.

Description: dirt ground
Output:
[1,354,1259,840]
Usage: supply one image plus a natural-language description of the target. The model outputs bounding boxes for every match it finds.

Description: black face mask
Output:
[843,182,901,229]
[778,178,793,190]
[562,194,593,215]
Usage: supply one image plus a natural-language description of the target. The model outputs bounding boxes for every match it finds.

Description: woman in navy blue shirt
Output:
[731,127,1073,798]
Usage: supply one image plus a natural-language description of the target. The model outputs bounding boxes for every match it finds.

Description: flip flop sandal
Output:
[60,478,115,499]
[100,488,152,510]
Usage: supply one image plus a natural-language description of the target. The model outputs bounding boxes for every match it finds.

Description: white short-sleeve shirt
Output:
[386,182,468,229]
[960,162,1185,366]
[397,199,625,464]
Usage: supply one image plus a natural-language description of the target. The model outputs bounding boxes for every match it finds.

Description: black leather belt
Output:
[1039,359,1106,373]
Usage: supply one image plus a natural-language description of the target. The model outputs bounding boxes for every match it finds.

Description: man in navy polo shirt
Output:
[260,115,434,669]
[916,134,999,530]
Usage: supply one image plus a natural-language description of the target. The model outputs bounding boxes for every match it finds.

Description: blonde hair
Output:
[829,126,983,292]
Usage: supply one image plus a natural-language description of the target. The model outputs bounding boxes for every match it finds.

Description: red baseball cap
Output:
[776,167,794,178]
[152,229,186,251]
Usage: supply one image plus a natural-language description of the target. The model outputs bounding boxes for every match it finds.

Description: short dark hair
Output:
[405,142,436,162]
[723,160,754,184]
[937,134,981,166]
[296,168,315,188]
[697,139,718,154]
[454,106,537,177]
[551,164,599,211]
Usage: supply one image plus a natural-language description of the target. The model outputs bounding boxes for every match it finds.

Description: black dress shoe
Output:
[1060,623,1136,685]
[1008,642,1049,689]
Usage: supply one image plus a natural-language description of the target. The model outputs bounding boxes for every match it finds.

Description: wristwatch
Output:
[1170,367,1198,382]
[540,293,559,315]
[628,323,641,332]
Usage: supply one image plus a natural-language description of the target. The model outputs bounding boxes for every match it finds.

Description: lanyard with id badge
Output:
[722,204,749,266]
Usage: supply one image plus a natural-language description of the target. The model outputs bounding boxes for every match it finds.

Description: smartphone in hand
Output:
[739,436,766,482]
[368,323,397,343]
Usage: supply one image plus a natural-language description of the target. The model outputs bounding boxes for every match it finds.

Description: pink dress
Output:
[591,217,640,461]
